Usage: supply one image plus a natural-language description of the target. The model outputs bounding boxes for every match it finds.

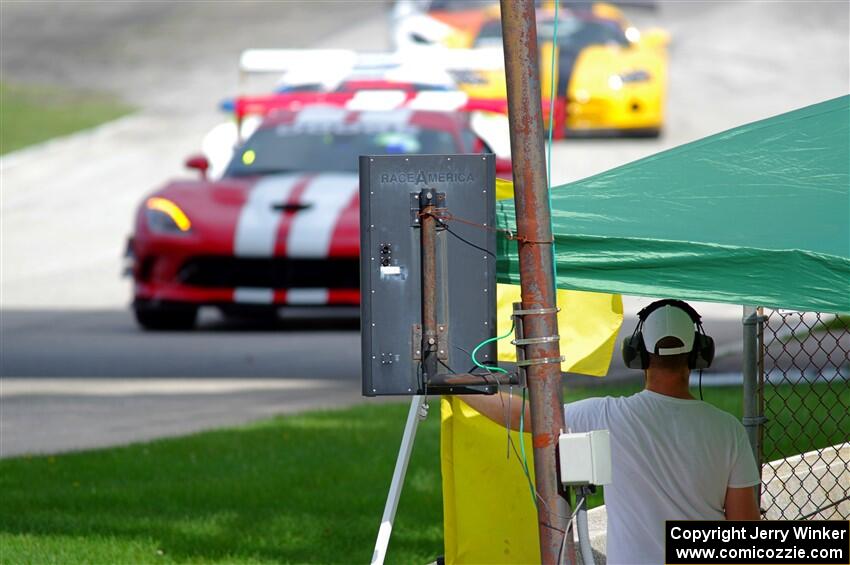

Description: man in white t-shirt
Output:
[465,299,760,564]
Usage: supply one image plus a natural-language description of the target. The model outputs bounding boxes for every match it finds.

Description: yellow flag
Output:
[495,177,515,201]
[441,178,623,564]
[497,284,623,377]
[441,396,540,564]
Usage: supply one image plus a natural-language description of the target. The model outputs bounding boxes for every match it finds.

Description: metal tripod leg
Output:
[371,394,427,565]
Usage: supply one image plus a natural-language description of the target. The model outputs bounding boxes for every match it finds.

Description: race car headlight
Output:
[145,197,192,234]
[608,75,624,90]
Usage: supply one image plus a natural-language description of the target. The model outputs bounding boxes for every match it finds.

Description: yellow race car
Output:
[449,3,669,137]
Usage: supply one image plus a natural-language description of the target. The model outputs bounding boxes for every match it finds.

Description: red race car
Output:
[128,101,510,330]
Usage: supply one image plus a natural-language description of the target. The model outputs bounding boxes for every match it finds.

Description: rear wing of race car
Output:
[233,90,509,121]
[238,47,505,76]
[233,48,509,120]
[229,90,513,156]
[233,47,565,137]
[230,48,495,110]
[239,49,360,76]
[237,47,505,95]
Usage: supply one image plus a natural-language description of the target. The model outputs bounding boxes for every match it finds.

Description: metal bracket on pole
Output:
[512,303,564,368]
[513,306,560,316]
[513,335,561,346]
[742,416,768,427]
[371,395,427,565]
[411,324,449,361]
[515,356,565,367]
[743,312,769,326]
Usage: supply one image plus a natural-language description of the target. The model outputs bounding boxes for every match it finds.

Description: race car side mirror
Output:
[495,157,513,179]
[185,155,209,180]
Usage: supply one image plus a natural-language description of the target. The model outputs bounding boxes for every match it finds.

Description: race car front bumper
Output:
[130,237,360,307]
[566,86,664,135]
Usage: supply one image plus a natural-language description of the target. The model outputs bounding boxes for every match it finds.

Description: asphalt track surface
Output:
[1,1,848,457]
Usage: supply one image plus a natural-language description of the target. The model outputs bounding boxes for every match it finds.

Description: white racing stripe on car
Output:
[286,173,359,259]
[294,106,348,128]
[233,174,304,305]
[286,288,329,305]
[347,90,407,111]
[406,91,468,111]
[233,174,302,257]
[234,288,274,304]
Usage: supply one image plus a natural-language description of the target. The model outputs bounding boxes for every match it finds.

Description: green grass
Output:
[762,381,850,461]
[1,383,846,564]
[0,404,444,564]
[815,314,850,333]
[0,81,132,154]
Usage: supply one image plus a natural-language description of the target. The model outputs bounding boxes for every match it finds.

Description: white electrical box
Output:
[558,429,612,486]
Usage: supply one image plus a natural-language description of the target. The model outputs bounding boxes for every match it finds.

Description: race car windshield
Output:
[475,18,629,49]
[224,126,458,176]
[539,18,629,48]
[427,0,494,12]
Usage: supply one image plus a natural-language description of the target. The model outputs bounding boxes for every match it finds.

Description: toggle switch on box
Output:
[558,429,612,486]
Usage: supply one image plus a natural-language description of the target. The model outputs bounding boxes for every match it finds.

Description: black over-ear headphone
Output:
[621,299,715,370]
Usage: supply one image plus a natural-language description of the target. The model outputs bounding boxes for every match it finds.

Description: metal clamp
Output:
[512,335,560,346]
[515,355,565,367]
[742,416,768,427]
[411,324,449,361]
[743,314,768,326]
[512,306,561,316]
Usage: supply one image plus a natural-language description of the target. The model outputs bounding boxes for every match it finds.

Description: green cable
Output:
[519,387,536,507]
[470,327,537,506]
[470,321,514,374]
[546,0,560,285]
[519,388,528,465]
[469,322,535,507]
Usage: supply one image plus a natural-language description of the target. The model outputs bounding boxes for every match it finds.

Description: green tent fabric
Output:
[496,95,850,313]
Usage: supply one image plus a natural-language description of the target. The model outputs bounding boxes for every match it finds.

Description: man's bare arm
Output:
[724,486,760,520]
[460,392,531,432]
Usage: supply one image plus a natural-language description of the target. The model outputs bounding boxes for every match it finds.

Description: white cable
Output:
[576,494,595,565]
[558,496,586,565]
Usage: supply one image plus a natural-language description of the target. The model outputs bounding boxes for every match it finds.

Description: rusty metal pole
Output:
[500,1,572,563]
[420,191,439,381]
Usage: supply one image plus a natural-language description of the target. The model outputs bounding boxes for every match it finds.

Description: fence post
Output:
[742,306,765,499]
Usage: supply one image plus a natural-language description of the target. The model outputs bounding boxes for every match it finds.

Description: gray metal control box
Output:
[360,154,497,396]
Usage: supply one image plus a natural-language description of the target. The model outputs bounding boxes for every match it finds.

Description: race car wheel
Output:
[134,303,198,331]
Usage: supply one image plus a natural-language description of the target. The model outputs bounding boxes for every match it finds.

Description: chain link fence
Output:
[758,310,850,520]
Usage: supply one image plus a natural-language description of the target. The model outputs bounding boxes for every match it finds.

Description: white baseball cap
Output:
[642,304,695,355]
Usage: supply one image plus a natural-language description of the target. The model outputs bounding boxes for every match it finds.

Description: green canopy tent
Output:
[496,95,850,313]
